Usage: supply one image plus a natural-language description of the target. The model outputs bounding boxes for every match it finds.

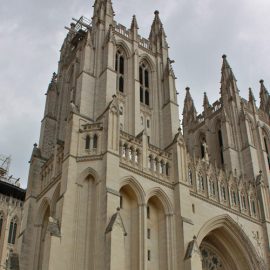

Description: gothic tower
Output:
[18,1,270,270]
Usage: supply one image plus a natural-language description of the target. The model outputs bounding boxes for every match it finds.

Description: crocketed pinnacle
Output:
[203,92,210,110]
[221,54,237,82]
[183,87,197,125]
[149,10,166,40]
[259,79,269,111]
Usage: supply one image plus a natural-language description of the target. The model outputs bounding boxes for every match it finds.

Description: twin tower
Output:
[17,1,270,270]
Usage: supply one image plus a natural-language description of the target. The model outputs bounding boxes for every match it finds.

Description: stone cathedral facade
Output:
[18,1,270,269]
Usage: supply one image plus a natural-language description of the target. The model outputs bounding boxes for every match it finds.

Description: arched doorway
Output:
[146,195,167,270]
[197,215,265,270]
[119,184,139,270]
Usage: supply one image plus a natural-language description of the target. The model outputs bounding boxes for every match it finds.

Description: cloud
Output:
[1,0,270,188]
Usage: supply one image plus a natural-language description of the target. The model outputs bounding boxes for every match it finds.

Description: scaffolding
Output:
[0,154,10,177]
[65,16,91,46]
[0,155,20,187]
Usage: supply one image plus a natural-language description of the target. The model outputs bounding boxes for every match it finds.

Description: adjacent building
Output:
[18,1,270,269]
[0,156,25,270]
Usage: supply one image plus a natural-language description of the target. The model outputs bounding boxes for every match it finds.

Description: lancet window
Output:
[251,199,257,216]
[216,120,224,167]
[221,185,226,201]
[241,194,247,210]
[0,213,3,239]
[262,129,270,169]
[8,217,17,245]
[198,174,205,191]
[93,134,98,149]
[115,50,125,93]
[85,135,90,149]
[139,63,150,106]
[231,189,237,206]
[85,134,98,151]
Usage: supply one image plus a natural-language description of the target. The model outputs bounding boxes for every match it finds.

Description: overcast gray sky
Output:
[1,0,270,188]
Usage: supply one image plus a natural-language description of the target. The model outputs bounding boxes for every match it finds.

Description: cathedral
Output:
[17,0,270,269]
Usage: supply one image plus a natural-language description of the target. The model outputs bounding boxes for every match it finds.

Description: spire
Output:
[149,11,167,51]
[259,79,269,112]
[183,87,197,126]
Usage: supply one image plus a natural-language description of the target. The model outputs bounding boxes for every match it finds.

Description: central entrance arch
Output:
[197,215,265,270]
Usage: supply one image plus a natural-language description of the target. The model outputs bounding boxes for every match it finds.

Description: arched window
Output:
[0,212,3,239]
[166,163,170,176]
[198,174,204,191]
[115,50,125,93]
[85,135,90,150]
[8,217,17,245]
[139,63,150,106]
[93,134,98,149]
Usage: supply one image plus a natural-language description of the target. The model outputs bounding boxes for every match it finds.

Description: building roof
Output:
[0,180,26,201]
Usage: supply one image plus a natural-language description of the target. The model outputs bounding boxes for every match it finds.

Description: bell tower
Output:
[18,1,182,270]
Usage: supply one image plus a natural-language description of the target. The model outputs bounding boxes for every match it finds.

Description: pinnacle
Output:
[203,92,210,106]
[260,79,269,95]
[221,54,237,82]
[130,15,139,30]
[150,9,163,36]
[249,87,256,103]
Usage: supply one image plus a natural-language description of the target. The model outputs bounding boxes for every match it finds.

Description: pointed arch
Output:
[146,187,173,215]
[36,197,51,225]
[77,167,100,185]
[51,183,61,218]
[115,40,132,59]
[197,214,265,270]
[139,54,155,72]
[119,176,145,205]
